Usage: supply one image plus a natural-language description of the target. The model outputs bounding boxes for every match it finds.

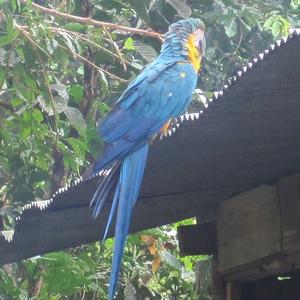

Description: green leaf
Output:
[23,44,38,68]
[22,110,31,124]
[60,32,76,52]
[127,0,150,22]
[149,0,164,11]
[38,94,68,115]
[11,98,22,107]
[69,85,84,103]
[38,83,69,114]
[0,29,19,47]
[0,269,21,299]
[64,23,87,33]
[21,126,31,138]
[64,106,86,135]
[271,20,281,37]
[67,138,88,159]
[0,68,5,86]
[134,41,157,62]
[50,83,69,102]
[32,108,44,123]
[160,249,182,270]
[40,252,89,295]
[224,18,237,37]
[263,16,275,30]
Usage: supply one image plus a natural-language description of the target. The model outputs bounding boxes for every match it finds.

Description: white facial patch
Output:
[194,29,204,41]
[194,29,205,53]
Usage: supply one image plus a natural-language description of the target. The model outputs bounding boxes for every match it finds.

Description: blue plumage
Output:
[90,18,205,299]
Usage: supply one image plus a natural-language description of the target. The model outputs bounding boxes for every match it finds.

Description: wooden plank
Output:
[177,222,217,256]
[217,185,281,273]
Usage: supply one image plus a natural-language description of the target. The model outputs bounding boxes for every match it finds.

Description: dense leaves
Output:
[1,0,299,299]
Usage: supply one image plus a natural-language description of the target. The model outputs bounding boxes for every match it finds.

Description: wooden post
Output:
[212,257,226,300]
[226,281,241,300]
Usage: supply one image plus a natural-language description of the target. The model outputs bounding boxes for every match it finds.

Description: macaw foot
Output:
[150,119,172,144]
[159,119,172,135]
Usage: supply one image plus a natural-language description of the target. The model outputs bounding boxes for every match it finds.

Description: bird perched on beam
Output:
[90,18,205,299]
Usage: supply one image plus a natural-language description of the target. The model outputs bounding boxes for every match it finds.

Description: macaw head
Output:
[161,18,206,72]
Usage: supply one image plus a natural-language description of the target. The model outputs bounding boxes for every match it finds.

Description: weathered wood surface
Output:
[278,174,300,254]
[1,31,300,265]
[217,185,282,272]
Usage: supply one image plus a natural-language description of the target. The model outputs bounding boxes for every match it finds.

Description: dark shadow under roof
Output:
[1,30,300,265]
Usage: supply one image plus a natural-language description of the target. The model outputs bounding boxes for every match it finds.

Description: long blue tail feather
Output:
[91,162,120,218]
[108,144,149,300]
[103,183,120,240]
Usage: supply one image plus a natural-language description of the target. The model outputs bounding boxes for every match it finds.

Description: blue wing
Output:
[94,60,197,173]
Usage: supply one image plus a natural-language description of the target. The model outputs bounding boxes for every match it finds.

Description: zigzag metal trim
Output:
[1,29,300,243]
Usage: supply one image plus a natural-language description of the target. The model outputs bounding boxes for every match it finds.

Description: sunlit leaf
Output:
[32,108,44,123]
[124,37,135,50]
[160,248,182,270]
[224,18,237,37]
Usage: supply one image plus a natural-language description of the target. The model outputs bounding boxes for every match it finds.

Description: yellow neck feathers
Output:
[187,34,201,72]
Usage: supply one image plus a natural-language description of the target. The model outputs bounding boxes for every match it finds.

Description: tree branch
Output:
[58,44,128,82]
[15,24,128,82]
[18,25,135,68]
[21,0,164,42]
[103,26,127,71]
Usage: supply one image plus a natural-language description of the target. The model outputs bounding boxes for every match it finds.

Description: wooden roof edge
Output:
[1,28,300,247]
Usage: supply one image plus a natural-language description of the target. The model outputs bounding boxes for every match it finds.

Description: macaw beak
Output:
[198,36,206,57]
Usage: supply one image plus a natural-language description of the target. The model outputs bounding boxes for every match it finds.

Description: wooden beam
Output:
[177,222,217,256]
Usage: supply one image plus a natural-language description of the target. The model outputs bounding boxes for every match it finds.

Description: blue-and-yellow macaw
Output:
[90,18,205,299]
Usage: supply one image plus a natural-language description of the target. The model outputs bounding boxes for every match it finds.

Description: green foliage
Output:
[0,0,299,299]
